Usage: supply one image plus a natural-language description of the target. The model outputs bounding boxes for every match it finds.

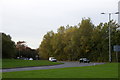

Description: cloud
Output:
[1,0,119,48]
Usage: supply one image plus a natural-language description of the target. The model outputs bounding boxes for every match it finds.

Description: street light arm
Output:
[101,12,119,14]
[101,13,105,14]
[115,12,119,14]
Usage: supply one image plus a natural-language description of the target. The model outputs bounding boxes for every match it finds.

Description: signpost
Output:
[113,45,120,62]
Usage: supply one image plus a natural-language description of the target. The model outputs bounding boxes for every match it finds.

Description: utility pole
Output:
[101,12,119,62]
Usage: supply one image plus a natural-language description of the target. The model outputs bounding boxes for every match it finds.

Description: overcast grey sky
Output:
[0,0,119,49]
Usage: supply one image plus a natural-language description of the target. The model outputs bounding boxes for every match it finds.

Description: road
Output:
[1,61,104,72]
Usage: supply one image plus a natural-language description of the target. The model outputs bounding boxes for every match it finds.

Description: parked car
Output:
[79,58,90,63]
[49,57,57,62]
[29,58,33,60]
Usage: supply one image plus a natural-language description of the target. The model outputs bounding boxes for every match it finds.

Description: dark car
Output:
[79,58,90,63]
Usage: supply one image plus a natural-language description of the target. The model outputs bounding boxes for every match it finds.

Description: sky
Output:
[0,0,120,49]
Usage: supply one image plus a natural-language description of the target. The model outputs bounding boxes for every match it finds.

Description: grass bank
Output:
[2,63,118,78]
[2,59,63,68]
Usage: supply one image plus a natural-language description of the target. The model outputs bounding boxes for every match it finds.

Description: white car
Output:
[49,57,57,62]
[29,58,33,60]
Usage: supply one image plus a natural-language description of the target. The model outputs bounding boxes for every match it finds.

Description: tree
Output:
[39,31,54,59]
[78,18,94,59]
[2,33,16,58]
[16,41,39,60]
[63,26,79,61]
[38,18,120,62]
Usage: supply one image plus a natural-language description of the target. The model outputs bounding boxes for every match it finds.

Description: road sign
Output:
[113,45,120,52]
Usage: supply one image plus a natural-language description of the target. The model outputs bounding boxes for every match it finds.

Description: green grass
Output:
[2,63,118,78]
[2,59,63,68]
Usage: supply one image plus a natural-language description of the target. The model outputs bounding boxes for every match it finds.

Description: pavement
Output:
[1,61,104,72]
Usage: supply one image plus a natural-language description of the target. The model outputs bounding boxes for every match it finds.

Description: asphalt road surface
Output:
[2,61,104,72]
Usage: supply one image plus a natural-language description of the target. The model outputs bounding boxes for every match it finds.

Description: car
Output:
[49,57,57,62]
[79,58,90,63]
[29,58,33,60]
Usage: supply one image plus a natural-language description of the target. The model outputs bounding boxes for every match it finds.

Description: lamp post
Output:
[101,12,119,63]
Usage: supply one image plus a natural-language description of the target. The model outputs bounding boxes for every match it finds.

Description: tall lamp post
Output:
[101,12,119,63]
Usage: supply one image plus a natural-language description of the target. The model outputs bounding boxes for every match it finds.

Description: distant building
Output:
[118,1,120,24]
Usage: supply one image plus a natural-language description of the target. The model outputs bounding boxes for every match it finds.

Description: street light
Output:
[101,12,119,63]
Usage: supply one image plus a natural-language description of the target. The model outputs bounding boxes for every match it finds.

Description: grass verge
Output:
[2,59,63,69]
[2,63,118,78]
